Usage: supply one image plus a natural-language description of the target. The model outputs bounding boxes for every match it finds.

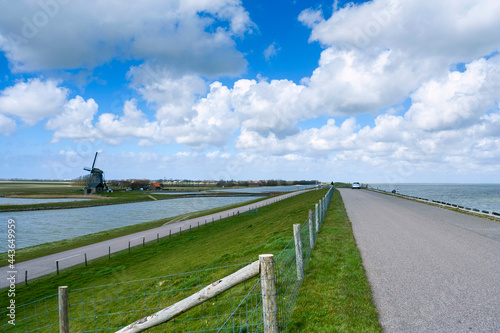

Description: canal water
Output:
[0,198,90,205]
[0,196,260,251]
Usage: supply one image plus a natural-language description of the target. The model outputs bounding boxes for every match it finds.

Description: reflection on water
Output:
[0,196,259,251]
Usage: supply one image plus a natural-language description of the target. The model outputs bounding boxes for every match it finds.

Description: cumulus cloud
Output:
[292,0,500,117]
[46,79,239,148]
[0,78,67,125]
[0,113,17,136]
[231,78,304,138]
[235,118,357,155]
[0,0,253,75]
[302,0,500,61]
[96,99,160,145]
[300,48,440,116]
[46,96,100,142]
[406,56,500,131]
[128,65,207,125]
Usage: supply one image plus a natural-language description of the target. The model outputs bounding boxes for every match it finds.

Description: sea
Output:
[368,183,500,214]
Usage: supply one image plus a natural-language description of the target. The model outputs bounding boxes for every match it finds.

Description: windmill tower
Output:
[83,152,108,194]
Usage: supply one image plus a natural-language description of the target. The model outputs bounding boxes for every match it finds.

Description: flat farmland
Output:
[0,180,81,196]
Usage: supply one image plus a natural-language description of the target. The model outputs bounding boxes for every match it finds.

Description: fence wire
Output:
[2,187,334,333]
[0,294,58,333]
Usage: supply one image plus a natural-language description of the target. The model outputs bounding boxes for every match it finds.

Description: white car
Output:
[351,182,361,189]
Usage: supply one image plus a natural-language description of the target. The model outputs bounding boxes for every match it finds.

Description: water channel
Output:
[0,198,90,205]
[0,196,260,251]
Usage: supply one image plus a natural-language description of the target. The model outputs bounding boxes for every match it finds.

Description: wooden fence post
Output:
[293,224,304,281]
[58,286,69,333]
[319,200,322,223]
[315,203,319,233]
[308,209,314,249]
[260,254,278,333]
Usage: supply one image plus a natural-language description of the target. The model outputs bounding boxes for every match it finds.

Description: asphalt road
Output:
[1,190,311,289]
[339,189,500,332]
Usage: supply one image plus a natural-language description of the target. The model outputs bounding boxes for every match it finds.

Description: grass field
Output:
[0,189,380,332]
[0,180,80,195]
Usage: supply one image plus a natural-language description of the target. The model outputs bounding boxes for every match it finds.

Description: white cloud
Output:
[231,78,304,138]
[46,96,100,142]
[0,0,253,75]
[300,48,441,116]
[48,79,240,148]
[0,78,68,125]
[302,0,500,62]
[263,42,281,62]
[406,56,500,131]
[174,81,239,147]
[235,118,357,155]
[0,113,16,136]
[128,65,207,125]
[96,99,160,145]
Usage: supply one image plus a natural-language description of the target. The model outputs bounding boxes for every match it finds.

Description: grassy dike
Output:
[286,190,382,332]
[2,189,381,331]
[1,190,326,304]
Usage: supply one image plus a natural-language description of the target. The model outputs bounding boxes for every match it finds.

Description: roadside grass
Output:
[286,190,382,332]
[0,196,269,264]
[0,189,328,332]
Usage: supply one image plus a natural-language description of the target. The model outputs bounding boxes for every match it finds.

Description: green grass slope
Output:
[286,190,381,332]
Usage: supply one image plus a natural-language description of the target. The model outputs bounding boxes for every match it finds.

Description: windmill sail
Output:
[91,152,98,169]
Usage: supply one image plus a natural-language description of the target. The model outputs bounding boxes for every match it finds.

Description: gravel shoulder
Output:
[339,188,500,332]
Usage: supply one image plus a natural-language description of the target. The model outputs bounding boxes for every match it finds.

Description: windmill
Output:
[83,152,108,194]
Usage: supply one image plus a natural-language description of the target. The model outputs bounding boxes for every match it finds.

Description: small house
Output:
[151,182,162,191]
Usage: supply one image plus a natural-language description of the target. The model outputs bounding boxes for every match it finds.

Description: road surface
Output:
[339,188,500,332]
[1,189,312,289]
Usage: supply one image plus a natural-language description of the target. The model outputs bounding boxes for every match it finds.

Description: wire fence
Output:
[1,187,334,333]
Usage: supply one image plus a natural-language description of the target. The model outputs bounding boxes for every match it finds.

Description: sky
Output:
[0,0,499,183]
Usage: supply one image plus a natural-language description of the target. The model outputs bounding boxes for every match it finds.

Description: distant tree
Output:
[130,179,150,189]
[72,175,89,187]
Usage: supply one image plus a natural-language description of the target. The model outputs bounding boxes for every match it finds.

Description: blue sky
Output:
[0,0,499,183]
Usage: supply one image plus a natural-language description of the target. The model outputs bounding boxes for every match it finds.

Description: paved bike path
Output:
[339,189,500,332]
[1,190,311,289]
